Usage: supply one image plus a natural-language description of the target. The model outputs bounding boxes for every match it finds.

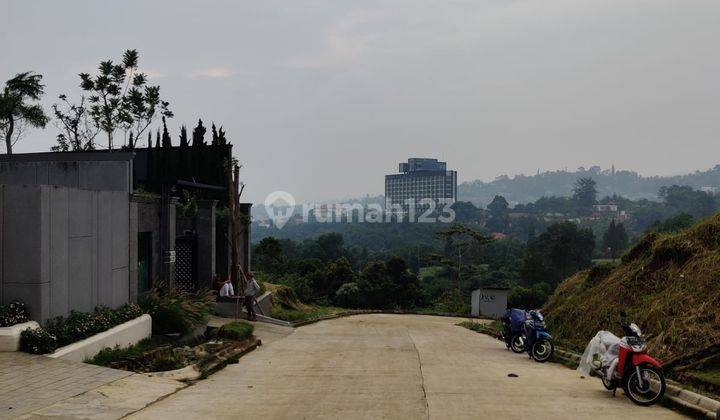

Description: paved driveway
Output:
[132,314,686,419]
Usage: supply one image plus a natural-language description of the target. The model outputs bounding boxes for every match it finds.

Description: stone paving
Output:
[0,352,132,419]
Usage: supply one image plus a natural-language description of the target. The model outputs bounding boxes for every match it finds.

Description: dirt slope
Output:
[543,214,720,362]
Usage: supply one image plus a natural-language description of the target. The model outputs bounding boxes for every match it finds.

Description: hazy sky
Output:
[2,0,719,203]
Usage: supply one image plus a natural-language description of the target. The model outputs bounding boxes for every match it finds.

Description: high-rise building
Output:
[385,158,457,213]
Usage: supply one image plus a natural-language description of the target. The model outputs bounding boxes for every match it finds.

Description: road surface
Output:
[132,314,685,419]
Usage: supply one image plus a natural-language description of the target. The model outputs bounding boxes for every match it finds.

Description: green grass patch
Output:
[217,321,254,341]
[687,360,720,387]
[270,305,344,322]
[88,338,157,367]
[457,320,502,335]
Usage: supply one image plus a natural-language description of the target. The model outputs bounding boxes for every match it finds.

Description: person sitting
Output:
[215,274,235,297]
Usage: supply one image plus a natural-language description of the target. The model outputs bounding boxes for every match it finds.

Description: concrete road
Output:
[132,314,686,420]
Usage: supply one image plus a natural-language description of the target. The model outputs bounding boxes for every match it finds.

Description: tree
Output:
[254,236,286,274]
[0,72,49,154]
[77,49,171,149]
[659,185,717,218]
[573,177,597,213]
[602,219,628,259]
[313,257,355,302]
[51,95,99,152]
[211,123,219,145]
[355,257,421,309]
[486,195,510,233]
[433,224,493,292]
[315,233,345,261]
[647,213,694,234]
[178,125,189,148]
[520,221,595,287]
[487,195,509,218]
[161,117,172,148]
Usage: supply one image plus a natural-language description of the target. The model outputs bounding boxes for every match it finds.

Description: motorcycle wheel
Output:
[510,334,525,353]
[622,365,666,406]
[531,339,554,363]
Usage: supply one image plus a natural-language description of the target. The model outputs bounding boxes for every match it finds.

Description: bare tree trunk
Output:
[233,164,243,295]
[5,118,14,155]
[227,163,243,295]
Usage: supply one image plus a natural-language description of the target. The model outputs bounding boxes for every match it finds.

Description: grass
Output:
[87,338,156,366]
[270,305,344,322]
[217,321,254,341]
[687,360,720,387]
[457,320,502,335]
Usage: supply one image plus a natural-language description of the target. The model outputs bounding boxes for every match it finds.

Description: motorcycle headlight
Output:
[631,343,647,352]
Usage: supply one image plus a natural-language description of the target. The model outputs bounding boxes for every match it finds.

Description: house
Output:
[0,146,251,322]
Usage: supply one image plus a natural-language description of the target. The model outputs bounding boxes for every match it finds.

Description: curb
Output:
[462,323,720,419]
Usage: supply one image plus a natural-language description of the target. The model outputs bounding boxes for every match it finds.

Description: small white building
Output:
[471,287,510,318]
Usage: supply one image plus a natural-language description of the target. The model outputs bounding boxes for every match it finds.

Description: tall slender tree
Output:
[0,72,49,154]
[161,117,172,148]
[573,177,597,214]
[179,125,189,148]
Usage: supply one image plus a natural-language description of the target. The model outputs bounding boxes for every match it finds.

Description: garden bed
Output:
[20,303,146,355]
[47,314,151,362]
[89,321,258,380]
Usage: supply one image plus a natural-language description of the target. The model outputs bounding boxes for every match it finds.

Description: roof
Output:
[0,151,135,163]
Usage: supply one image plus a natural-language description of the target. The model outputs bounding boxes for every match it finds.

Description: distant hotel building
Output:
[385,158,457,213]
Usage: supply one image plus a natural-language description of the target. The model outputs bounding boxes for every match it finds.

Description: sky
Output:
[2,0,719,204]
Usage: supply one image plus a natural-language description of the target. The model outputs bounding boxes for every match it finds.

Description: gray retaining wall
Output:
[0,184,130,322]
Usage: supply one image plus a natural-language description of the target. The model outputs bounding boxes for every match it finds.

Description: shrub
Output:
[0,300,31,327]
[432,288,470,314]
[334,282,361,308]
[217,321,254,341]
[89,338,155,367]
[148,354,183,372]
[20,327,57,354]
[140,284,215,334]
[45,304,143,347]
[508,283,551,309]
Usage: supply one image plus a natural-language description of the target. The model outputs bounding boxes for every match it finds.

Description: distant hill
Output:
[459,165,720,207]
[542,213,720,362]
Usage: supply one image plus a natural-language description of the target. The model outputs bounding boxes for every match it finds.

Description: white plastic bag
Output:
[577,331,621,376]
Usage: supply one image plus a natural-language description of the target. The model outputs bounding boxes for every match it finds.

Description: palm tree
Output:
[0,72,49,154]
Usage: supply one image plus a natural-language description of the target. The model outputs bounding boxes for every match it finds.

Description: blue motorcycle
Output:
[501,308,527,353]
[524,310,554,363]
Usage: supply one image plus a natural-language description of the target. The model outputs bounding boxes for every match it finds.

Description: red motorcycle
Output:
[593,321,666,406]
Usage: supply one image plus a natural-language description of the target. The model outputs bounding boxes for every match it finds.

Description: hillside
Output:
[459,165,720,206]
[543,213,720,363]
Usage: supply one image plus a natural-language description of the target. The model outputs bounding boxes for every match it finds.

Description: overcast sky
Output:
[2,0,719,203]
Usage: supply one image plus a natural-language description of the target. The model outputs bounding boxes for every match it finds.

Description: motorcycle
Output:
[501,308,527,353]
[580,320,666,406]
[524,310,554,362]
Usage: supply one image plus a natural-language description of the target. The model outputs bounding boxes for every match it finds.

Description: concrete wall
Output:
[0,184,130,322]
[471,289,509,319]
[0,159,132,192]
